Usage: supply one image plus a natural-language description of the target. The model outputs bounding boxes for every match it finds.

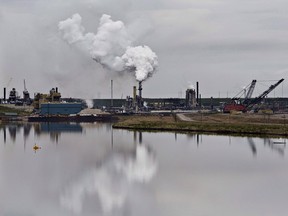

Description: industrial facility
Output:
[95,79,287,114]
[1,78,288,117]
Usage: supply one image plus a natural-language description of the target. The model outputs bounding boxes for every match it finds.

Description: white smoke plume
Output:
[85,99,94,108]
[58,13,158,82]
[187,81,195,90]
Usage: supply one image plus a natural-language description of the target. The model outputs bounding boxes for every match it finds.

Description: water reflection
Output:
[0,123,83,144]
[247,137,286,157]
[263,137,286,156]
[0,123,286,157]
[0,123,288,216]
[60,144,157,214]
[173,131,286,157]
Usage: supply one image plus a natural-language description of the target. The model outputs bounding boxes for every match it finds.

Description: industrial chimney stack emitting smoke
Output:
[138,81,143,109]
[58,14,158,83]
[138,81,142,99]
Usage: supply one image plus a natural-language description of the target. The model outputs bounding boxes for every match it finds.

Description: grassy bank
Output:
[0,105,33,116]
[112,113,288,137]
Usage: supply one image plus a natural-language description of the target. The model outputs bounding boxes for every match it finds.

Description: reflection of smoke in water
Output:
[60,144,157,214]
[58,14,158,82]
[119,145,157,182]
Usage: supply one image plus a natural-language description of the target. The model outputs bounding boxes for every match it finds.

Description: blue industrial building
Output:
[40,103,83,115]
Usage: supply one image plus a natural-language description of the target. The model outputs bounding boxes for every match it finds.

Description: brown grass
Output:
[113,113,288,137]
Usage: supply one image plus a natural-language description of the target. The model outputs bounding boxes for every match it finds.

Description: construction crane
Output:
[223,78,284,113]
[243,79,257,105]
[224,79,257,113]
[245,78,284,110]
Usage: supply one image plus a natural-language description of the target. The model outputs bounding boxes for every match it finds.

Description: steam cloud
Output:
[58,14,158,82]
[187,81,195,90]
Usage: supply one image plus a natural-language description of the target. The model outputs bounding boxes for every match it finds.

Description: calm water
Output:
[0,122,288,216]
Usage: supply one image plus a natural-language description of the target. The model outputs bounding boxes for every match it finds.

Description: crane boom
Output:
[232,80,257,101]
[242,79,257,105]
[245,79,257,100]
[246,78,284,109]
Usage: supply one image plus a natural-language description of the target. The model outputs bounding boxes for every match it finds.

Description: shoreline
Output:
[1,103,288,137]
[112,113,288,138]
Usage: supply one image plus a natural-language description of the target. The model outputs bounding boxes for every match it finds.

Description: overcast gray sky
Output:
[0,0,288,98]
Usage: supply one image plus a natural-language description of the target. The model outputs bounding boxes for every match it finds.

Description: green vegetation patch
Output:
[113,120,288,137]
[0,105,32,116]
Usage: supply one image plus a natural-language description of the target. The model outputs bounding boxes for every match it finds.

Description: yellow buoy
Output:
[33,144,41,151]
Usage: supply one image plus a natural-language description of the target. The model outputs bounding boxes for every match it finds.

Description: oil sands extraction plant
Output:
[1,77,287,121]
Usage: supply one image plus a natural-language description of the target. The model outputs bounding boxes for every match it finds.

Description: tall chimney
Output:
[55,87,58,93]
[196,81,199,105]
[111,80,113,107]
[3,87,6,101]
[138,81,142,99]
[133,86,137,100]
[133,86,137,108]
[138,81,143,108]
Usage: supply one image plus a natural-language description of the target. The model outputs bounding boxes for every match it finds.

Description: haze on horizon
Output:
[0,0,287,99]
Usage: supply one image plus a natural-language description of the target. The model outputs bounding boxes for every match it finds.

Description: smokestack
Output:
[133,86,137,108]
[56,87,58,93]
[4,88,6,101]
[133,86,137,100]
[138,81,142,99]
[111,80,113,107]
[196,81,199,105]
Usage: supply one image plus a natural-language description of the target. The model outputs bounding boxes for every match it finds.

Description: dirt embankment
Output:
[113,113,288,137]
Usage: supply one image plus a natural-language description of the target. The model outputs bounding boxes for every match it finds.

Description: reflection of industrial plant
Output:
[245,137,285,157]
[0,123,83,144]
[34,123,83,142]
[60,130,157,215]
[172,132,286,157]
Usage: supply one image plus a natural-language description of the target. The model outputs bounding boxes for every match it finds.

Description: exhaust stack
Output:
[138,81,143,109]
[138,81,142,99]
[3,88,6,101]
[196,81,199,105]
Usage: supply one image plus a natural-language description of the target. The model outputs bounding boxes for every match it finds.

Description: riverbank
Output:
[2,104,288,137]
[112,113,288,137]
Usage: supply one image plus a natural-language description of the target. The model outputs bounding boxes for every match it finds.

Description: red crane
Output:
[223,78,284,113]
